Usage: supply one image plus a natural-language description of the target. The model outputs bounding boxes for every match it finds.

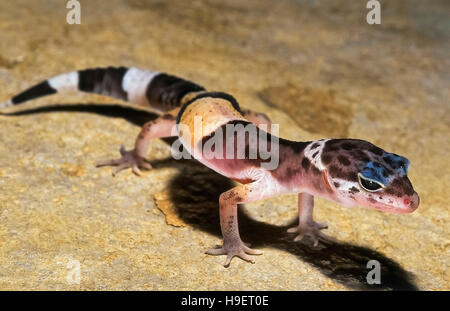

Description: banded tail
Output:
[0,67,205,113]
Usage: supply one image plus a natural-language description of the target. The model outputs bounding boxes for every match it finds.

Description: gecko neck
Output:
[270,138,337,198]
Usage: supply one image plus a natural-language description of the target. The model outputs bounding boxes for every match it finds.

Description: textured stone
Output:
[0,0,448,290]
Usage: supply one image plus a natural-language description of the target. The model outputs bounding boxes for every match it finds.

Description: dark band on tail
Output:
[11,81,57,105]
[146,73,205,109]
[78,67,128,101]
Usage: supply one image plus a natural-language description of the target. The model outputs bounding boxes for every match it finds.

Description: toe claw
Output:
[224,255,233,267]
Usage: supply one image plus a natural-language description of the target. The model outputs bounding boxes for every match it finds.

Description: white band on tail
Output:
[48,71,79,92]
[122,67,159,107]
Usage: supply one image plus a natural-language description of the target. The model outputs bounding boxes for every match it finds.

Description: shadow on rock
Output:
[0,103,158,127]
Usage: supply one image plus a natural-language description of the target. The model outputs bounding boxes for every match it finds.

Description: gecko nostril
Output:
[404,198,410,206]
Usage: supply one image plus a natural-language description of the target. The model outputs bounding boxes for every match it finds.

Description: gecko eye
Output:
[358,173,384,192]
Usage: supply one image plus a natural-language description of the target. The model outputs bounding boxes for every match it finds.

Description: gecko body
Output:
[1,66,419,266]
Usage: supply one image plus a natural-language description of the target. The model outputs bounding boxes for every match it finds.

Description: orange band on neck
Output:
[323,170,332,190]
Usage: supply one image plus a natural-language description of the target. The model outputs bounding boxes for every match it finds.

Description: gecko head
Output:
[320,139,419,214]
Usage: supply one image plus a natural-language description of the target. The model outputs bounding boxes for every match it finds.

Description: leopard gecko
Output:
[0,66,419,267]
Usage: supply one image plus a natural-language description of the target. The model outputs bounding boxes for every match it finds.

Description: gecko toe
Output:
[243,245,263,255]
[237,252,256,264]
[289,221,335,246]
[205,248,227,255]
[206,241,262,267]
[314,221,328,230]
[96,146,152,176]
[287,227,298,233]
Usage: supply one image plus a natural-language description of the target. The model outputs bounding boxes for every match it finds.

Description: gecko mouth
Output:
[371,195,419,214]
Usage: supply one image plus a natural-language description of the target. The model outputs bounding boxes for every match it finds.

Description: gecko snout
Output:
[402,191,420,213]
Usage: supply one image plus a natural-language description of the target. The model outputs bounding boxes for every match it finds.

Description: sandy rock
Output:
[0,0,448,290]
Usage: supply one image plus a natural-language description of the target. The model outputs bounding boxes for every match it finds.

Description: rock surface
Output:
[0,0,448,290]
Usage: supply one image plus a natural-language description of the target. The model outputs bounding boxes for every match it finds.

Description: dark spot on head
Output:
[322,154,333,165]
[312,151,318,158]
[341,143,355,150]
[389,177,415,196]
[328,165,340,176]
[349,186,360,194]
[385,187,396,195]
[352,150,370,162]
[325,145,339,152]
[337,155,351,166]
[383,156,395,167]
[370,146,384,156]
[333,182,341,188]
[347,172,358,182]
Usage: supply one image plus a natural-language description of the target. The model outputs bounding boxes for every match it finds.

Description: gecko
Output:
[0,66,420,267]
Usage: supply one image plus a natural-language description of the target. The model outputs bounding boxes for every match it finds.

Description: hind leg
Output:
[96,108,179,176]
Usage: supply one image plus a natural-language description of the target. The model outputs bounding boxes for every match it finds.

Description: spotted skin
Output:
[1,67,419,267]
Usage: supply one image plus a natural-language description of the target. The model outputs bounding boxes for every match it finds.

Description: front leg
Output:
[206,179,275,267]
[96,108,179,176]
[287,193,333,246]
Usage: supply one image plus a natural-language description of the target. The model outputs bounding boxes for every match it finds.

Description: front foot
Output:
[96,145,152,176]
[287,221,335,246]
[206,240,262,267]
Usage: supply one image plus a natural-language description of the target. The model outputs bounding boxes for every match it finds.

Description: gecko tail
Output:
[0,66,206,112]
